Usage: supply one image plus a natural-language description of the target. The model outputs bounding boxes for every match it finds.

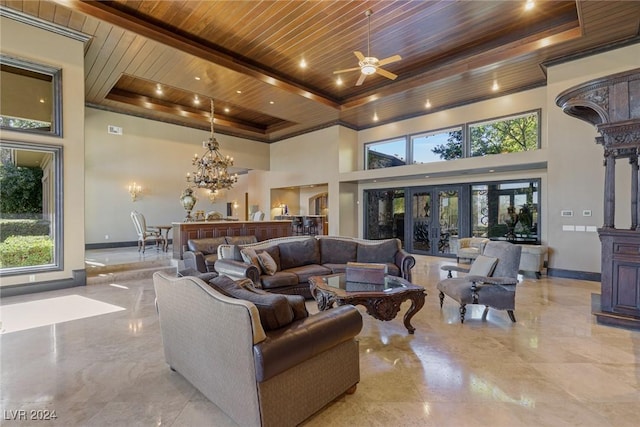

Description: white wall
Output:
[84,108,266,244]
[0,17,86,287]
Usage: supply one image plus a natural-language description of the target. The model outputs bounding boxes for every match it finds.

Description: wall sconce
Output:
[128,182,142,201]
[208,189,219,202]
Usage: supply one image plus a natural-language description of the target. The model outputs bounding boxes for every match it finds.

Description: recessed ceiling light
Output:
[269,101,275,105]
[492,81,500,91]
[336,77,343,86]
[489,169,495,173]
[193,95,200,105]
[300,59,307,69]
[425,99,432,108]
[194,76,201,81]
[524,1,535,11]
[236,90,242,94]
[39,98,45,103]
[373,113,379,122]
[224,107,230,113]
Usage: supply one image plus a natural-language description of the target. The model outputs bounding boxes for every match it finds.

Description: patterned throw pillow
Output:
[257,251,277,275]
[240,247,261,270]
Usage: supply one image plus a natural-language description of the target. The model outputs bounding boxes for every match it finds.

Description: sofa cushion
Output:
[257,251,278,275]
[236,278,308,321]
[260,271,299,290]
[323,263,348,274]
[357,239,398,264]
[278,238,320,270]
[286,264,332,284]
[226,235,258,245]
[241,247,261,270]
[187,237,227,255]
[468,255,498,277]
[320,239,358,265]
[209,276,294,331]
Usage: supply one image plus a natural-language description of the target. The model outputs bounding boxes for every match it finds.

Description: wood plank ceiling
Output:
[2,0,639,142]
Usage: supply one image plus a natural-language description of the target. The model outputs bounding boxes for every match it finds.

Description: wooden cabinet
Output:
[172,220,292,259]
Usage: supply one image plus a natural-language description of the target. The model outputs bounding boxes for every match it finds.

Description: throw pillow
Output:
[236,279,308,321]
[257,251,277,275]
[468,255,498,277]
[208,276,294,331]
[240,247,261,270]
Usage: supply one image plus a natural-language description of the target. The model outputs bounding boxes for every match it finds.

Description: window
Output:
[0,141,63,275]
[471,180,539,242]
[0,55,62,137]
[364,189,405,241]
[365,137,407,170]
[469,111,539,157]
[411,127,463,163]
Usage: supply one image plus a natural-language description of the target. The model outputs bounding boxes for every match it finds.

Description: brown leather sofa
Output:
[214,235,416,298]
[153,271,362,427]
[182,235,258,275]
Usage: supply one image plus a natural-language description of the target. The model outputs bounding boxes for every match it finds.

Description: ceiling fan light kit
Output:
[333,9,402,86]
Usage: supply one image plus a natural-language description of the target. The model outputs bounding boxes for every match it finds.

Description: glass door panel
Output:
[437,190,459,255]
[411,191,431,253]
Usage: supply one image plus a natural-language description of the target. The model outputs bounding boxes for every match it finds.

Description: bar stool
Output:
[303,218,317,235]
[292,217,303,235]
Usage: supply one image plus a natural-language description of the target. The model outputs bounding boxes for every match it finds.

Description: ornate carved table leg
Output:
[315,289,335,311]
[403,290,426,334]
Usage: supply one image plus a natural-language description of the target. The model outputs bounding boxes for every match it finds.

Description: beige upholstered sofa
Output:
[452,237,490,263]
[153,271,362,427]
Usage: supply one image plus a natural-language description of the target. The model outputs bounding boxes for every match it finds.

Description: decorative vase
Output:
[180,188,197,222]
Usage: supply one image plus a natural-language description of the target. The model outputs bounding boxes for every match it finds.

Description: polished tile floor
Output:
[1,251,638,426]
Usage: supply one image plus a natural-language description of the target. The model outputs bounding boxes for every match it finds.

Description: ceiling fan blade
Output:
[354,51,365,61]
[376,68,398,80]
[378,54,402,66]
[355,72,367,86]
[333,67,362,74]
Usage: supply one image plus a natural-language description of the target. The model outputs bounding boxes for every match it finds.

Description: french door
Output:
[407,186,461,256]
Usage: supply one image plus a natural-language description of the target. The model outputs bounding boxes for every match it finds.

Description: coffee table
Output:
[309,273,426,334]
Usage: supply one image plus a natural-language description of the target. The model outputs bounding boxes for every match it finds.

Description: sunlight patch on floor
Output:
[0,295,125,334]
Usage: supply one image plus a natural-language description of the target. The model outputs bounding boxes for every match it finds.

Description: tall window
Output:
[469,111,539,157]
[411,127,463,164]
[0,141,63,275]
[365,137,407,169]
[364,189,405,242]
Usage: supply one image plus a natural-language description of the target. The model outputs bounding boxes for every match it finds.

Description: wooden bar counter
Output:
[172,220,292,259]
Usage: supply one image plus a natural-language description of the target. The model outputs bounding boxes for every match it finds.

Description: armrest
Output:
[441,264,471,278]
[395,249,416,281]
[183,250,206,273]
[253,305,362,382]
[214,259,261,284]
[470,276,519,286]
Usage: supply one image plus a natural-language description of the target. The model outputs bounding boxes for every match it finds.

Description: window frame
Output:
[0,54,63,137]
[466,109,541,157]
[364,136,409,170]
[0,140,64,276]
[409,125,464,164]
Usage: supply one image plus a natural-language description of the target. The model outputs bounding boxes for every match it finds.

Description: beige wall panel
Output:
[84,108,265,244]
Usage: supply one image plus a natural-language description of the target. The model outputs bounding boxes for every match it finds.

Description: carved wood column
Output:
[603,148,616,228]
[631,155,639,230]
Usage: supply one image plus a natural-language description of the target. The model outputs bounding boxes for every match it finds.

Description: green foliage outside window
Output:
[0,235,53,268]
[0,161,43,215]
[470,113,538,157]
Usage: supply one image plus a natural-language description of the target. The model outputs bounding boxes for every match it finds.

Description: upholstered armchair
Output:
[153,272,362,427]
[437,241,522,323]
[130,210,164,253]
[453,237,490,263]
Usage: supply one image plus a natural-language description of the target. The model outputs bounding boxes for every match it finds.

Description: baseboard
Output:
[85,240,172,250]
[0,269,86,298]
[547,268,601,282]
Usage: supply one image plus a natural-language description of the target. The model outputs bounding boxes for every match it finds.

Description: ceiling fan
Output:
[333,9,402,86]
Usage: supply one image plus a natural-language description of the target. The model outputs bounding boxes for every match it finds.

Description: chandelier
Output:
[186,99,238,191]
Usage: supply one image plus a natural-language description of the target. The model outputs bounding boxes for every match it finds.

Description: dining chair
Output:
[130,211,164,253]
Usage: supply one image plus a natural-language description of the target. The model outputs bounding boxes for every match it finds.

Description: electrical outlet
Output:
[29,274,36,282]
[105,234,109,240]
